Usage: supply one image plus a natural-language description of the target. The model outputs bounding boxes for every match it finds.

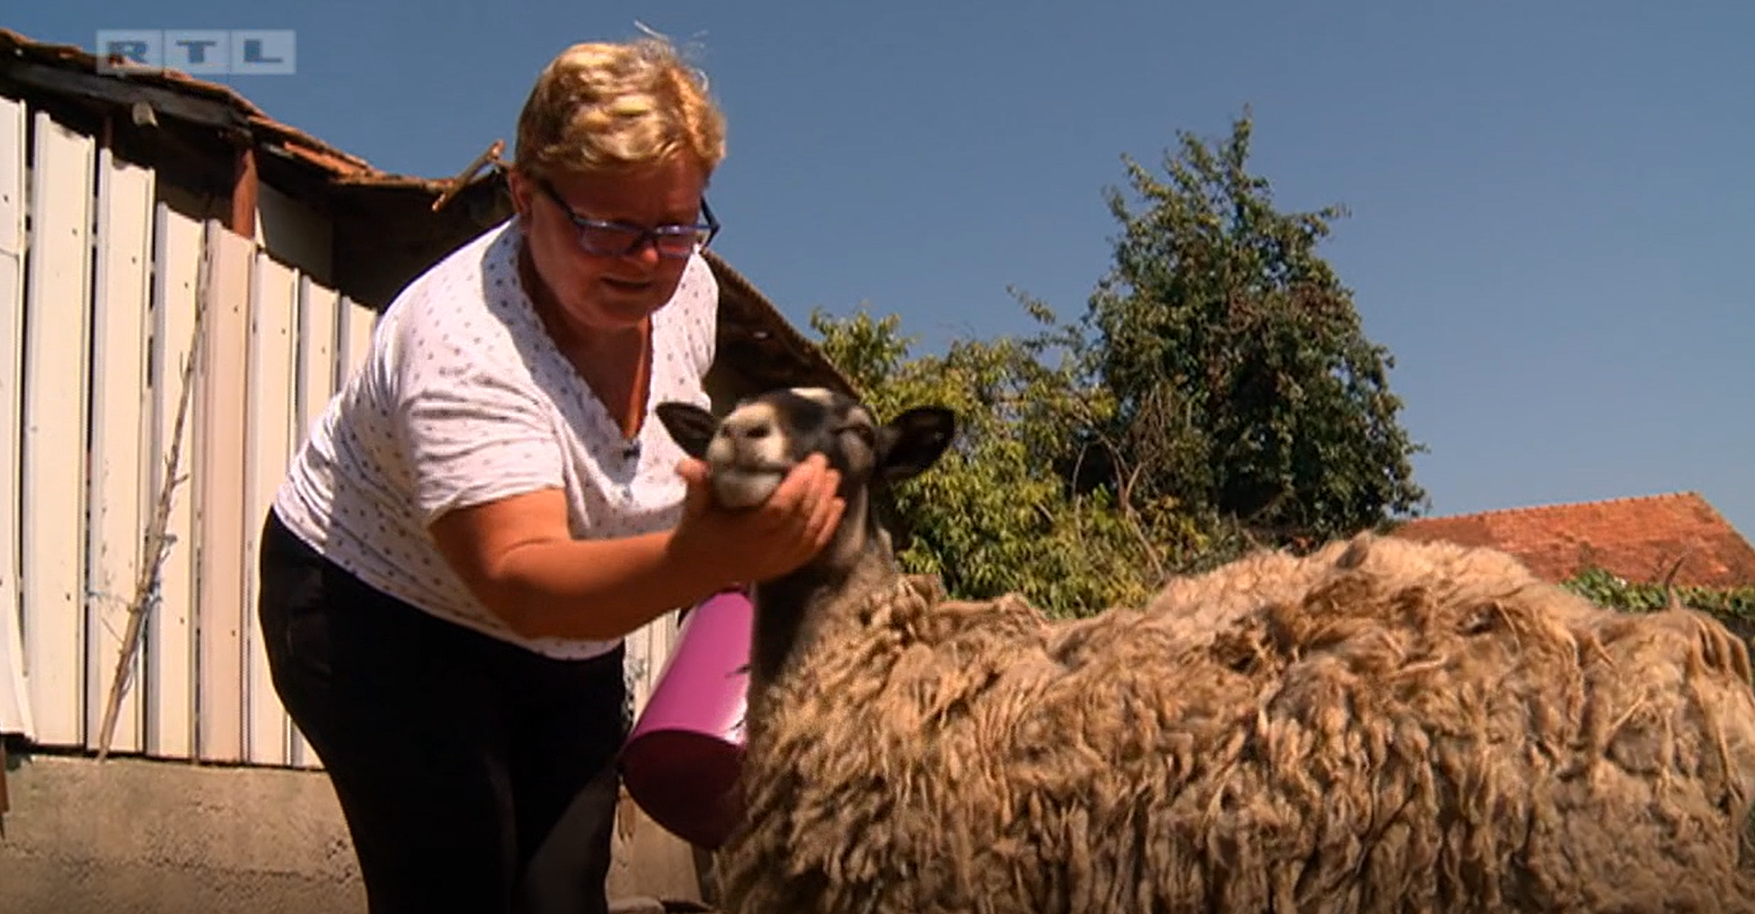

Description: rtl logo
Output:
[95,30,297,76]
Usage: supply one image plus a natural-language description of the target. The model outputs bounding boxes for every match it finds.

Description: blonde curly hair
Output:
[515,36,726,181]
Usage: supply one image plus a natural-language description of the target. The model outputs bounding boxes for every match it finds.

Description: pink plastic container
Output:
[619,588,754,849]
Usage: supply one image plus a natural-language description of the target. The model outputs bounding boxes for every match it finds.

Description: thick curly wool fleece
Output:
[712,535,1755,914]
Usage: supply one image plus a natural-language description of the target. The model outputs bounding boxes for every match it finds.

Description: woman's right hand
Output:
[664,454,845,588]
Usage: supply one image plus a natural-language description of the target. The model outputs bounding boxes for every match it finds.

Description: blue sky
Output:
[9,1,1752,538]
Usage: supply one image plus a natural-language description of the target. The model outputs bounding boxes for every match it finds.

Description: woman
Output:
[256,36,843,914]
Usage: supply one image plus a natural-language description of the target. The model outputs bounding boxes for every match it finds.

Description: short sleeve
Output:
[398,363,564,525]
[384,281,565,526]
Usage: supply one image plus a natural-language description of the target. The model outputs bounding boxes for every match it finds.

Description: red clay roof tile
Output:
[1392,492,1755,588]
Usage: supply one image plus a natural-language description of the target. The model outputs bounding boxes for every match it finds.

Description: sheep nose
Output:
[725,419,773,441]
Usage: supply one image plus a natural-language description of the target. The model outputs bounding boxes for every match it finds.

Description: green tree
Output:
[1075,111,1428,544]
[800,112,1431,614]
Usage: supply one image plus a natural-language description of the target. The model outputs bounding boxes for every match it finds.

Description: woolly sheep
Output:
[655,387,1755,914]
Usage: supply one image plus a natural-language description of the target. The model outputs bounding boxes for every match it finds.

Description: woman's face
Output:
[511,155,710,334]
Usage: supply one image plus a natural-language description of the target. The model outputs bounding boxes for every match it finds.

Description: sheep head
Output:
[655,386,957,579]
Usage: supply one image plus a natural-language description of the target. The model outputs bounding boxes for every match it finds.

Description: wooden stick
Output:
[95,235,210,761]
[431,139,504,213]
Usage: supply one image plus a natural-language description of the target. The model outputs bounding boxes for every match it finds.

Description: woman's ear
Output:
[506,168,534,225]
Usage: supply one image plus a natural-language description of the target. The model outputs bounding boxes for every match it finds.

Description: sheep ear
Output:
[878,406,956,481]
[655,402,719,459]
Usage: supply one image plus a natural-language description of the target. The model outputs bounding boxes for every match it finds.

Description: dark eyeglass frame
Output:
[540,180,720,259]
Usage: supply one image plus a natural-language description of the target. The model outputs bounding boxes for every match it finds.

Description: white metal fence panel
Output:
[85,146,156,756]
[20,110,95,748]
[142,203,204,760]
[0,96,31,739]
[192,225,253,764]
[243,252,298,766]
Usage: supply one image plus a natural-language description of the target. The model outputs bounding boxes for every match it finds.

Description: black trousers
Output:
[256,508,629,914]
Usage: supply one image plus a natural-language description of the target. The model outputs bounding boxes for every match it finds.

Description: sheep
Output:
[654,386,1755,914]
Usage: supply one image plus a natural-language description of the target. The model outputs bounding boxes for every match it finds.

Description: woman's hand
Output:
[665,453,845,587]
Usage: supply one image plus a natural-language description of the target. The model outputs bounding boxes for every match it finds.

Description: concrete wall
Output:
[0,750,706,914]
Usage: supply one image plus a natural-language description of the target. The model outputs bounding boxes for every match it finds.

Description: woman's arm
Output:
[429,456,842,641]
[430,489,708,641]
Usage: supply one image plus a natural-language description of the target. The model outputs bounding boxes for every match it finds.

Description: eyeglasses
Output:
[540,180,720,259]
